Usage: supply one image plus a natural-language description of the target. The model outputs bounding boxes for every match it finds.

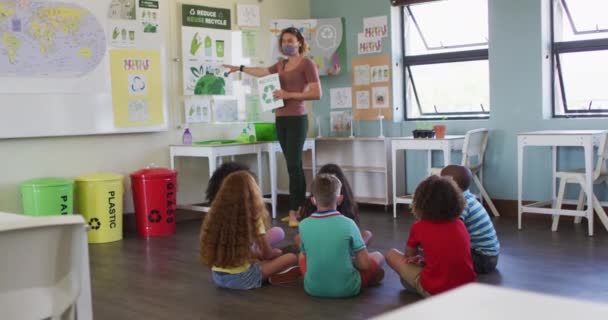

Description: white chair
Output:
[431,128,500,217]
[551,132,608,233]
[0,214,93,320]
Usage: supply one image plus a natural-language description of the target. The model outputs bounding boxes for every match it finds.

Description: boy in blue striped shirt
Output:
[441,165,500,274]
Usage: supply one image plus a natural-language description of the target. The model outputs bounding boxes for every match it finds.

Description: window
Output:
[552,0,608,117]
[402,0,489,120]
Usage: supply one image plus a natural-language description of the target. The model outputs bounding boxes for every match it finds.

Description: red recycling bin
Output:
[130,168,177,237]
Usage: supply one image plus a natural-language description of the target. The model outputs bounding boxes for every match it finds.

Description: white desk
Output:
[391,136,465,218]
[169,143,265,212]
[371,283,608,320]
[517,130,608,236]
[0,212,93,320]
[260,138,316,219]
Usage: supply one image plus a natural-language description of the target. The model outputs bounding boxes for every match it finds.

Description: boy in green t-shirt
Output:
[298,173,385,298]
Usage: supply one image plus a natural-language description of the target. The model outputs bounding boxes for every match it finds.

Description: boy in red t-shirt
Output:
[386,175,476,296]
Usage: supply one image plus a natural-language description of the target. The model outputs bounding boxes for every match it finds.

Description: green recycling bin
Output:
[20,177,74,216]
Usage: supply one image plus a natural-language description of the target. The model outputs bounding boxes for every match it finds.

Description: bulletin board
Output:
[351,55,392,121]
[0,0,168,139]
[269,18,346,77]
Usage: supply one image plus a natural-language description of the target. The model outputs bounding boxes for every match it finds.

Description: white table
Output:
[169,142,265,212]
[371,283,608,320]
[517,130,608,236]
[259,138,316,219]
[0,212,93,320]
[391,135,465,218]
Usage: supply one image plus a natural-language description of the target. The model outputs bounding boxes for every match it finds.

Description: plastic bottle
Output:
[182,127,192,145]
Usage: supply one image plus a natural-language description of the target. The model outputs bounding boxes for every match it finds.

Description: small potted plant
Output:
[433,117,448,139]
[413,122,435,138]
[433,124,446,139]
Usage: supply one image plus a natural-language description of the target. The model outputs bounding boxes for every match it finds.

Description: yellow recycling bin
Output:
[75,173,124,244]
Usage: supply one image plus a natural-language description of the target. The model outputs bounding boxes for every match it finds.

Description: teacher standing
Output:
[224,27,321,227]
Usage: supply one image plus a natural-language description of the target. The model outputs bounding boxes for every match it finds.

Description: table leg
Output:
[552,146,557,206]
[209,153,217,185]
[518,138,524,230]
[170,150,175,170]
[269,150,278,219]
[257,150,263,194]
[392,145,397,219]
[77,228,93,320]
[551,146,558,226]
[311,141,317,175]
[426,150,432,176]
[444,145,451,168]
[584,141,594,236]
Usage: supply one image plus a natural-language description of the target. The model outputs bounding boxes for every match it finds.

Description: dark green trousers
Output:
[275,115,309,211]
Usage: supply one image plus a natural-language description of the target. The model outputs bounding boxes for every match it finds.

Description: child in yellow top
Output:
[199,171,297,289]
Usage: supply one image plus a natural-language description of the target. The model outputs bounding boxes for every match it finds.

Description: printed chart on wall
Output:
[357,15,387,55]
[351,55,392,121]
[181,4,233,96]
[110,49,163,127]
[270,18,345,76]
[108,0,164,127]
[107,0,161,49]
[0,0,167,138]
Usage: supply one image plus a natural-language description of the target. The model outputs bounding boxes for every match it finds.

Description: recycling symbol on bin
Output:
[262,85,277,104]
[148,210,162,223]
[89,218,101,230]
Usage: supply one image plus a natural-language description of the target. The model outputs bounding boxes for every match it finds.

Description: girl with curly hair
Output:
[386,175,476,297]
[200,171,298,289]
[205,162,284,246]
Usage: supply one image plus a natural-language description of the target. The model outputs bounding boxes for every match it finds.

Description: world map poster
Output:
[0,0,106,77]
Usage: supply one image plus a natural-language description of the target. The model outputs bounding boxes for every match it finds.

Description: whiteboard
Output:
[0,0,169,139]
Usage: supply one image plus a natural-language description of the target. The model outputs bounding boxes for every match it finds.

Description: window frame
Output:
[551,0,608,118]
[401,2,491,121]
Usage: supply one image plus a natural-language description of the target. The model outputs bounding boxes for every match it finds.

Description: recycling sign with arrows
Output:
[89,218,101,230]
[257,74,284,112]
[262,84,278,104]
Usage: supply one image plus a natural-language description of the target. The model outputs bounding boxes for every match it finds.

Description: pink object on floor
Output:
[266,226,285,246]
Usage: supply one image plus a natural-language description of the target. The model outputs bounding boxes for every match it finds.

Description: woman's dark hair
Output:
[205,162,251,204]
[299,164,360,225]
[411,175,465,221]
[278,27,309,55]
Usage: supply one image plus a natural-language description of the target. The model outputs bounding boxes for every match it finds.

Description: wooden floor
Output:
[89,206,608,320]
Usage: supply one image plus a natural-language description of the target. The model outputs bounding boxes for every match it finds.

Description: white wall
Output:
[0,0,311,214]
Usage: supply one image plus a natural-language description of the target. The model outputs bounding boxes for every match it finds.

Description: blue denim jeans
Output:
[212,264,263,290]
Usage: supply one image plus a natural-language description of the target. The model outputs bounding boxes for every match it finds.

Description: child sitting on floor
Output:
[296,163,372,245]
[386,175,476,297]
[205,161,285,253]
[205,162,251,204]
[199,171,298,289]
[298,173,385,298]
[440,165,500,274]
